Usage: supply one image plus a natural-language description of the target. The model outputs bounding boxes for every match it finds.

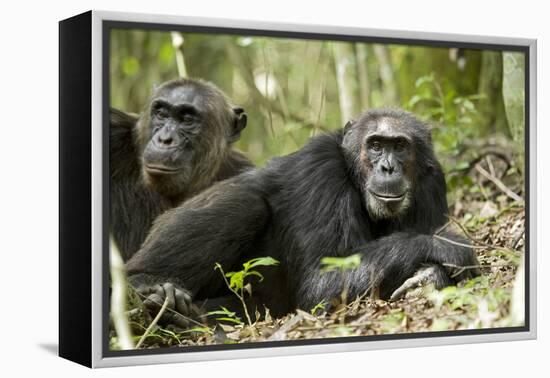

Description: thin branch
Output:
[475,164,523,202]
[433,234,487,249]
[268,313,304,341]
[442,262,515,278]
[449,146,512,177]
[134,291,206,328]
[435,220,452,235]
[109,239,135,350]
[442,262,514,270]
[135,296,169,349]
[171,32,188,78]
[447,216,522,257]
[296,322,373,332]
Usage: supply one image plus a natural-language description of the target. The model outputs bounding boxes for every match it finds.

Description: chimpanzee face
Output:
[143,86,205,177]
[138,80,247,198]
[343,111,420,220]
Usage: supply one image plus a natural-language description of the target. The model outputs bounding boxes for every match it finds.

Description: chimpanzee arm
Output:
[110,108,168,260]
[126,175,270,297]
[296,231,479,311]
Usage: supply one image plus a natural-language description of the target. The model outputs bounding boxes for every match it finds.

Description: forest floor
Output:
[117,156,526,349]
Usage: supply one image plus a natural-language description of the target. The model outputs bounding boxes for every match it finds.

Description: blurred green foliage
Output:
[110,30,525,172]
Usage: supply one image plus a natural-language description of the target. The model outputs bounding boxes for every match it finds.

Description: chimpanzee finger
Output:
[143,293,165,313]
[389,265,441,301]
[166,312,190,329]
[389,275,422,301]
[135,284,155,296]
[174,288,192,316]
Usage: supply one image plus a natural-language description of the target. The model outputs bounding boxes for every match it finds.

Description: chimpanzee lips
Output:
[369,190,406,203]
[145,164,182,175]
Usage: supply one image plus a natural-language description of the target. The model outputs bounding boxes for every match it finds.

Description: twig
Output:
[171,32,188,78]
[435,220,452,235]
[134,291,206,328]
[442,262,515,278]
[109,239,135,350]
[296,322,372,332]
[442,262,514,270]
[486,155,496,178]
[475,164,523,202]
[433,234,487,249]
[268,313,304,341]
[447,216,522,257]
[136,296,170,349]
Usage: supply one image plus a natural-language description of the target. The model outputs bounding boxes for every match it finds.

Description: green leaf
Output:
[310,300,327,315]
[243,257,280,271]
[455,161,470,170]
[462,99,475,111]
[320,254,362,273]
[407,95,423,108]
[207,307,236,317]
[228,271,244,290]
[215,317,243,324]
[245,270,264,282]
[415,74,434,88]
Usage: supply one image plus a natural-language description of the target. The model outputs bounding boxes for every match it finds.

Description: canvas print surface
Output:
[107,26,527,352]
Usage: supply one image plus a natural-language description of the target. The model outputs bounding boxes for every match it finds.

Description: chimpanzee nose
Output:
[158,134,173,146]
[381,160,395,175]
[155,130,177,148]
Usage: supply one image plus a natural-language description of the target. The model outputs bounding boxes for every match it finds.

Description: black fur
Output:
[110,79,254,261]
[126,108,480,318]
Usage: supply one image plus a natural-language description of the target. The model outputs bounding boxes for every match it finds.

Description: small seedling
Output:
[214,257,280,326]
[310,300,327,316]
[320,254,362,323]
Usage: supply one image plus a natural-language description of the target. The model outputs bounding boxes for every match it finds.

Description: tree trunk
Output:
[373,44,399,106]
[355,43,370,111]
[478,51,508,134]
[502,52,526,174]
[332,42,360,125]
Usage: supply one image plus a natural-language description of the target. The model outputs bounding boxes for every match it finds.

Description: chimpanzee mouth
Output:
[145,164,182,175]
[369,190,406,203]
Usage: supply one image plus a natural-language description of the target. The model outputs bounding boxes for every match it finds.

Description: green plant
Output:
[310,300,327,315]
[320,254,362,322]
[320,254,362,273]
[207,306,242,325]
[406,74,483,194]
[214,257,280,326]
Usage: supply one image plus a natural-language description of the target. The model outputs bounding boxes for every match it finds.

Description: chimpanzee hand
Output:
[389,264,453,301]
[134,281,197,328]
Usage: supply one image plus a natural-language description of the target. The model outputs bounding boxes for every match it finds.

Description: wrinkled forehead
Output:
[154,84,208,111]
[363,116,412,140]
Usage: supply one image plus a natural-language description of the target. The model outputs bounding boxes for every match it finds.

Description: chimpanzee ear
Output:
[228,107,248,143]
[344,119,355,132]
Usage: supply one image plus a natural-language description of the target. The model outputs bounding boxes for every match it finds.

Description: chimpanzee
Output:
[125,108,480,326]
[110,78,253,261]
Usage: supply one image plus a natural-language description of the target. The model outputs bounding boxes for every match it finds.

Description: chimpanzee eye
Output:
[395,141,406,152]
[182,114,194,124]
[154,108,169,119]
[370,141,382,152]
